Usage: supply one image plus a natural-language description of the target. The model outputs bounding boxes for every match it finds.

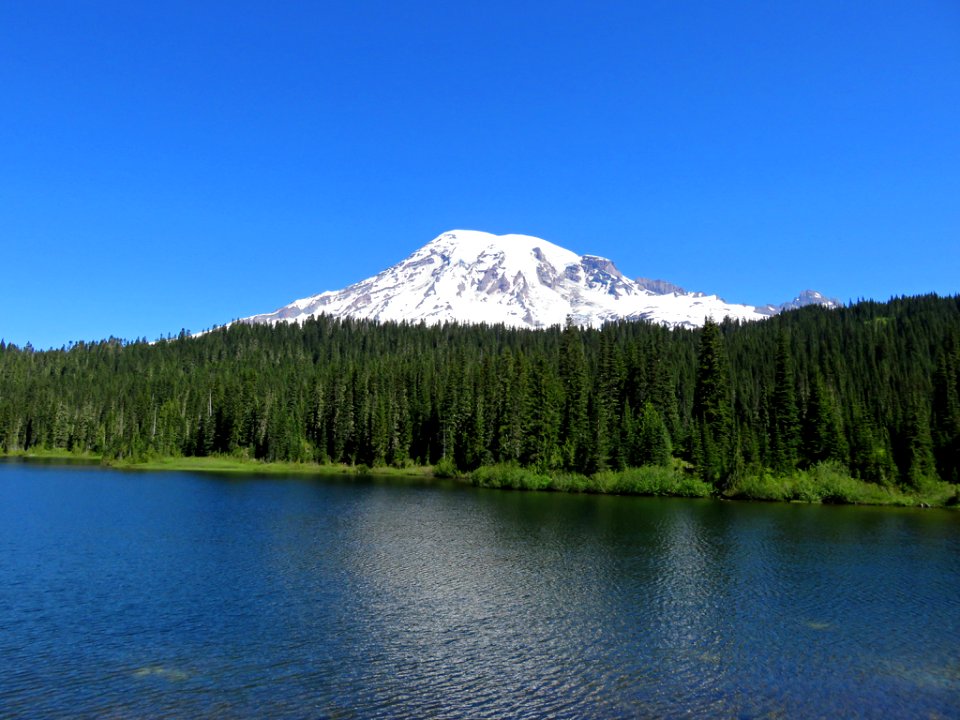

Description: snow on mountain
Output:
[239,230,834,331]
[634,277,689,296]
[756,289,841,315]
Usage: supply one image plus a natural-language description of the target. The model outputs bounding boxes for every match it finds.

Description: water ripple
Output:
[0,467,958,718]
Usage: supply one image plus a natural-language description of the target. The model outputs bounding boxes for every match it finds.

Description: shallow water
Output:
[1,461,958,718]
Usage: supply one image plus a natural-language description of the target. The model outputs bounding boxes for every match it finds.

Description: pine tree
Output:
[770,330,800,472]
[903,396,937,490]
[637,402,672,467]
[693,319,734,489]
[645,344,681,445]
[495,348,528,464]
[931,348,960,483]
[591,330,624,471]
[801,371,847,466]
[523,357,562,471]
[558,322,590,472]
[849,402,897,485]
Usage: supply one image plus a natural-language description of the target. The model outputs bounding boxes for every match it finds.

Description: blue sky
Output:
[2,1,958,349]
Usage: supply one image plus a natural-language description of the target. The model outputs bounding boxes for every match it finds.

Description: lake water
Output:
[1,461,958,719]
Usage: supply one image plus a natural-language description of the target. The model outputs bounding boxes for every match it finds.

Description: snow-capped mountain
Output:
[756,289,841,316]
[239,230,838,330]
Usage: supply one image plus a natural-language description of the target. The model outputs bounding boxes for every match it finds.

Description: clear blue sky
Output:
[2,1,958,349]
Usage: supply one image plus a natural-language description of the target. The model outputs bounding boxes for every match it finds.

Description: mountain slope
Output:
[240,230,836,330]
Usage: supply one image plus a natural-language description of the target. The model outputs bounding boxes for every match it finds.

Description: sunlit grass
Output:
[725,462,958,507]
[5,449,956,508]
[105,454,434,478]
[0,447,101,461]
[470,463,713,498]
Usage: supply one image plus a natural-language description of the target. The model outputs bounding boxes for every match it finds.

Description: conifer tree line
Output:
[1,294,958,490]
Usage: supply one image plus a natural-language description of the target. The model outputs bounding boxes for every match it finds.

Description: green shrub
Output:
[726,471,791,501]
[588,466,712,497]
[470,464,552,490]
[466,460,955,507]
[433,456,459,479]
[725,462,955,506]
[672,474,716,498]
[548,472,591,493]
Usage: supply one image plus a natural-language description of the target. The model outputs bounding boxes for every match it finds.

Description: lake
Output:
[1,460,958,718]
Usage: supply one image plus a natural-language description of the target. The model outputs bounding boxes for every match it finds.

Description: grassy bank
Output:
[0,447,102,462]
[4,450,956,508]
[103,454,434,479]
[467,461,958,508]
[1,449,433,479]
[469,463,714,498]
[724,463,959,507]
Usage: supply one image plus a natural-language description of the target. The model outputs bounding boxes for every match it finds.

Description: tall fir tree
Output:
[769,330,800,472]
[931,347,960,483]
[693,319,734,489]
[902,396,937,490]
[591,330,625,472]
[558,322,590,472]
[848,402,897,485]
[637,402,673,467]
[801,371,848,466]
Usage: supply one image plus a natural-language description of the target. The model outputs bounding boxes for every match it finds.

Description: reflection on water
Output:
[132,665,190,681]
[0,462,958,718]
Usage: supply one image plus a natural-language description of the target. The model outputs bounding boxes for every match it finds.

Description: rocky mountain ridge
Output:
[239,230,839,330]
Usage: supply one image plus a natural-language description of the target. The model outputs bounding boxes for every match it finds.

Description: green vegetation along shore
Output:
[463,461,958,507]
[4,450,956,508]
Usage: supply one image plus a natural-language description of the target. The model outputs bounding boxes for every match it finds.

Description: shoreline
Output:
[2,450,956,509]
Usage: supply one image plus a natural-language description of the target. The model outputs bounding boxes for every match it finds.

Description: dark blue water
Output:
[1,461,958,718]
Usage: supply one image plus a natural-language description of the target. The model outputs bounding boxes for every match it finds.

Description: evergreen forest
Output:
[2,294,959,504]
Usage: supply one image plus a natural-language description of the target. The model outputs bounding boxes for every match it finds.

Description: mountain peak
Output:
[239,230,836,331]
[425,230,582,268]
[755,288,842,316]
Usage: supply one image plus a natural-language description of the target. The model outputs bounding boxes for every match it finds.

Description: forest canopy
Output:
[1,294,958,494]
